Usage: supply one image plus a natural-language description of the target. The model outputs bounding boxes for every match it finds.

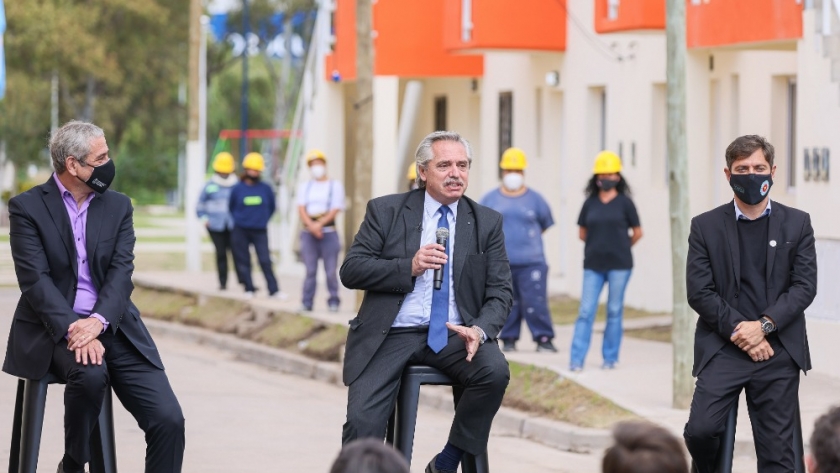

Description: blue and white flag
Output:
[0,0,6,100]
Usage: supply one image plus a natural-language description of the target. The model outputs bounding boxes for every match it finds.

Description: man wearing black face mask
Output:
[684,135,817,473]
[3,120,185,473]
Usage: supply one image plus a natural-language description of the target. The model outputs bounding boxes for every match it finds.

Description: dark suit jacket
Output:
[3,177,164,380]
[339,189,513,385]
[686,200,817,376]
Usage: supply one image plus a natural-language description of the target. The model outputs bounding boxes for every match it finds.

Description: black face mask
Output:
[729,173,772,206]
[79,159,116,194]
[598,179,619,191]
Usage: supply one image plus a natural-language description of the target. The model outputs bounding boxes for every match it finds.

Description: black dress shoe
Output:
[425,455,457,473]
[56,460,86,473]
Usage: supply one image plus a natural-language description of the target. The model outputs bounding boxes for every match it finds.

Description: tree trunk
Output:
[353,0,374,307]
[666,0,694,409]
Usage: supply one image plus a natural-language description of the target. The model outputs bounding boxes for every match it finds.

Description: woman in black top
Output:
[569,151,642,371]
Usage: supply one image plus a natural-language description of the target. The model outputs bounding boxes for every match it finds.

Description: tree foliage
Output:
[0,0,189,202]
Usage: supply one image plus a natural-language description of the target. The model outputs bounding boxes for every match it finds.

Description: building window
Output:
[499,92,513,161]
[434,96,447,131]
[608,0,620,20]
[787,78,797,189]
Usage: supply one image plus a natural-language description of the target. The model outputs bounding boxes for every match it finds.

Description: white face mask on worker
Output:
[502,173,524,191]
[310,164,326,179]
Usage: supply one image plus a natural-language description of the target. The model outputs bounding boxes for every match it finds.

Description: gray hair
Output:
[49,120,105,173]
[414,131,473,189]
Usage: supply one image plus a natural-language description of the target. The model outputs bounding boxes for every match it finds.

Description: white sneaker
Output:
[270,291,289,300]
[244,291,255,299]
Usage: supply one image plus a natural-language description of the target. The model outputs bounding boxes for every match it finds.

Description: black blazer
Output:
[339,189,513,385]
[3,177,163,380]
[686,200,817,376]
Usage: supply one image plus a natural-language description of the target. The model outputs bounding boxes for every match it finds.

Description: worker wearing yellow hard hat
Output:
[406,162,419,190]
[296,149,346,312]
[196,151,239,290]
[229,151,286,299]
[480,147,557,353]
[569,150,642,372]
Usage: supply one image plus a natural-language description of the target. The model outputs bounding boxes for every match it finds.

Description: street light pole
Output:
[240,0,250,160]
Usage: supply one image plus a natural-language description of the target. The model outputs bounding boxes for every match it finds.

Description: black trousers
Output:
[342,330,510,455]
[684,343,799,473]
[207,228,234,289]
[230,226,279,294]
[51,329,185,473]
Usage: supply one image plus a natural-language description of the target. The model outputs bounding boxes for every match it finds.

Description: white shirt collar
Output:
[423,192,458,221]
[733,199,772,221]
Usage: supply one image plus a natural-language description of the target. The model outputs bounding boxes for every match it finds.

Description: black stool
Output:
[692,401,804,473]
[8,373,118,473]
[386,365,490,473]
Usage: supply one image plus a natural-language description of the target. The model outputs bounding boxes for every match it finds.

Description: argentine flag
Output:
[0,0,5,100]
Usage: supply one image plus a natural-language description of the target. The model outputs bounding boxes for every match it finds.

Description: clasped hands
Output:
[67,318,105,366]
[730,320,773,363]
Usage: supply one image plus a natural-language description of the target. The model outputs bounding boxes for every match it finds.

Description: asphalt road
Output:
[0,288,603,472]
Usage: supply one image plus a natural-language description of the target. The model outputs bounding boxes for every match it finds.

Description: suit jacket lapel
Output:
[86,196,104,286]
[722,202,740,290]
[41,178,78,276]
[403,191,424,257]
[453,199,474,288]
[766,203,781,284]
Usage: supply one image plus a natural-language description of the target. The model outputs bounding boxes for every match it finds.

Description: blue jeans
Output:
[499,263,555,341]
[570,269,632,368]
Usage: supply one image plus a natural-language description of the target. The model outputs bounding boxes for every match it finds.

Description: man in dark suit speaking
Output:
[683,135,817,472]
[339,131,513,473]
[4,121,185,473]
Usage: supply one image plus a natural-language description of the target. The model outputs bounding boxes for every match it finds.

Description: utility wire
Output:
[554,0,624,62]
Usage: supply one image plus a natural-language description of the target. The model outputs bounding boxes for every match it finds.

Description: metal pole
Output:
[185,0,204,272]
[240,0,250,160]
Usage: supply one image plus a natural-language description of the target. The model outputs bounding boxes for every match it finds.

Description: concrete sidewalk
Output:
[133,268,840,462]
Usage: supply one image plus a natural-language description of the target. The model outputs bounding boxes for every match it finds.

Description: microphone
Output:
[433,227,449,290]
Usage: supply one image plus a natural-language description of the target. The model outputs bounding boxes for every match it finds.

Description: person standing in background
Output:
[229,152,286,299]
[196,151,239,290]
[296,149,345,312]
[480,147,557,353]
[569,151,642,372]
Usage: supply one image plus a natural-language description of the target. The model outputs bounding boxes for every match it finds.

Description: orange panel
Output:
[325,0,483,82]
[443,0,566,52]
[687,0,802,48]
[594,0,665,33]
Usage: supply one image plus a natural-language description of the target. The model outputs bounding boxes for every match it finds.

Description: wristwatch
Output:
[759,317,776,334]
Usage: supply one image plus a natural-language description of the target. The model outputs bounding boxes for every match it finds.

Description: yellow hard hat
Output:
[242,152,265,171]
[406,162,417,181]
[499,147,527,171]
[306,149,327,164]
[592,150,622,174]
[212,152,235,174]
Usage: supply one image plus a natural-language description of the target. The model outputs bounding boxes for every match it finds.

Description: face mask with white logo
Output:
[502,173,524,192]
[310,164,326,179]
[79,159,116,194]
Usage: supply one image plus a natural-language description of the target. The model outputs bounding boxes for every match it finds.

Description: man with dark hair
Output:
[807,406,840,473]
[603,421,688,473]
[329,439,410,473]
[4,120,185,473]
[340,131,512,473]
[684,135,817,472]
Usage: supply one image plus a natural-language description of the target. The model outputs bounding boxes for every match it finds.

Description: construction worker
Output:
[229,152,286,299]
[479,147,557,352]
[196,152,239,290]
[296,149,345,312]
[570,150,642,371]
[406,162,419,191]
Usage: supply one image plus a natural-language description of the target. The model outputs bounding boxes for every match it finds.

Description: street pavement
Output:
[0,288,603,473]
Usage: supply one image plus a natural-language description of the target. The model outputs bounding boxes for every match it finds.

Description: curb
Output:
[144,318,615,454]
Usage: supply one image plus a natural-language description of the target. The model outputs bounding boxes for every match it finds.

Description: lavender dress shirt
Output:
[53,174,109,334]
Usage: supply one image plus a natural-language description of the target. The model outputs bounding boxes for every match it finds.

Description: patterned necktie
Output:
[428,205,450,353]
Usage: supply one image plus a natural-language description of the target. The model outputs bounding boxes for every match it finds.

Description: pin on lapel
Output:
[770,240,777,247]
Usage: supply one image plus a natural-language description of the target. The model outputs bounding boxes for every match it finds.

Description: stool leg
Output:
[385,408,396,446]
[19,379,50,473]
[8,380,24,473]
[395,373,422,465]
[88,388,118,473]
[717,403,738,473]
